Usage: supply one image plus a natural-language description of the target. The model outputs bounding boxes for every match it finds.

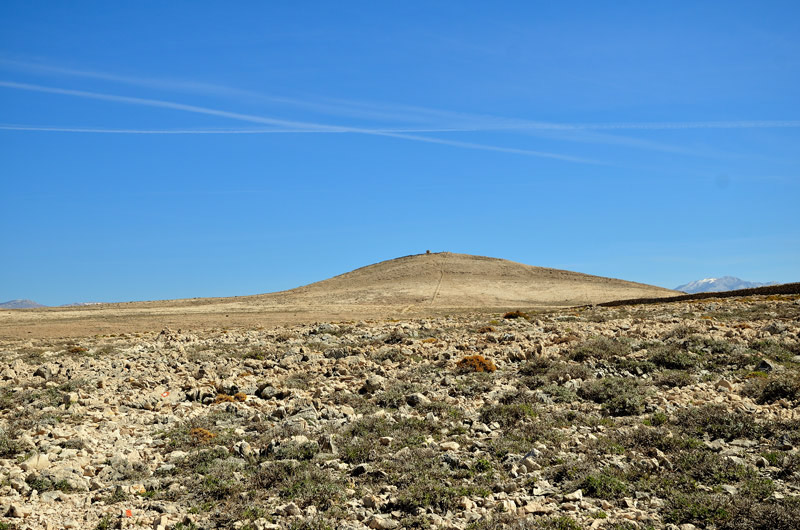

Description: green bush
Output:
[0,428,23,458]
[480,402,537,427]
[519,357,553,376]
[579,377,646,416]
[664,492,731,526]
[744,374,800,404]
[675,404,765,441]
[569,337,629,362]
[580,472,629,499]
[538,384,578,403]
[544,361,592,382]
[654,370,694,388]
[649,344,698,370]
[253,461,343,510]
[532,516,583,530]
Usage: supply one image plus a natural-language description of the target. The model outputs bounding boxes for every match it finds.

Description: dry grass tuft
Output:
[456,355,497,373]
[189,427,217,444]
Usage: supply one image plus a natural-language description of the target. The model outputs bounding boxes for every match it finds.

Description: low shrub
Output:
[189,427,217,444]
[519,357,553,376]
[0,428,23,458]
[544,361,592,382]
[649,344,698,370]
[569,337,629,362]
[614,426,700,455]
[654,370,694,388]
[480,402,537,427]
[580,472,630,499]
[743,374,800,404]
[579,377,646,416]
[675,405,763,441]
[664,492,730,526]
[253,461,344,510]
[375,382,418,408]
[538,384,579,403]
[456,355,497,373]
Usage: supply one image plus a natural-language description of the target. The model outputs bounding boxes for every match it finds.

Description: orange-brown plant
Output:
[456,355,497,373]
[189,427,217,444]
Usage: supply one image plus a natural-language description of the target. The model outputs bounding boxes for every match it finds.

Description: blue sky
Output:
[1,1,798,305]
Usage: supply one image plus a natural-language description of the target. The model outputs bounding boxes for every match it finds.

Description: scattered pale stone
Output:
[521,457,540,472]
[21,453,50,471]
[564,489,583,501]
[497,499,517,513]
[361,375,385,393]
[459,496,476,510]
[366,515,399,529]
[9,502,32,518]
[405,393,430,407]
[715,379,734,391]
[363,494,381,508]
[521,501,553,514]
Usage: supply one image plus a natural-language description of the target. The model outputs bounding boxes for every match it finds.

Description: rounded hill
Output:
[270,252,677,308]
[0,252,679,338]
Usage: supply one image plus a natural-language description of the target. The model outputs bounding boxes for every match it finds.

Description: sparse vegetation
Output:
[579,377,647,416]
[2,290,798,528]
[569,336,629,362]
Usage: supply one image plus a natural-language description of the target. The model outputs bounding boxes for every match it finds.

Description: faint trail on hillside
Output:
[430,253,446,305]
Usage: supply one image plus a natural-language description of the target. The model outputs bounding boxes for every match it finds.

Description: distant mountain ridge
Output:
[675,276,778,294]
[0,299,46,309]
[1,300,106,309]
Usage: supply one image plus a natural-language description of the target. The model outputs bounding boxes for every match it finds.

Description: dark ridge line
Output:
[595,282,800,308]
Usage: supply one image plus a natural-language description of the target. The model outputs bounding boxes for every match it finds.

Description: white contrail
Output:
[0,124,470,134]
[504,120,800,131]
[4,60,797,159]
[4,61,799,132]
[0,80,345,131]
[0,80,596,163]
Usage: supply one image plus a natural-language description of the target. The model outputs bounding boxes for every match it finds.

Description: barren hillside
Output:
[280,253,676,307]
[0,253,678,338]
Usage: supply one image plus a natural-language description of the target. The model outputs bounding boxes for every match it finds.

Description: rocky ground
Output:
[1,294,799,530]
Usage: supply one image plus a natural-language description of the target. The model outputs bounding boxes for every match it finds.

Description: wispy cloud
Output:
[0,80,596,163]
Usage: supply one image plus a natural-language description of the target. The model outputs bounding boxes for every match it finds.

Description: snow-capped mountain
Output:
[675,277,778,294]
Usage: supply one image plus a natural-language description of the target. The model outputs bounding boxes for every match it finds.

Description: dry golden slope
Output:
[281,252,677,307]
[0,252,678,338]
